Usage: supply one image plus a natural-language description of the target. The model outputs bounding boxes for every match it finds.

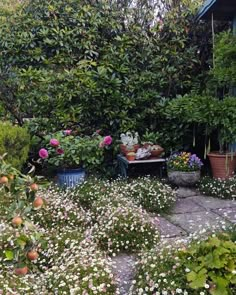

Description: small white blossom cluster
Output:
[199,176,236,200]
[90,197,160,254]
[71,176,176,214]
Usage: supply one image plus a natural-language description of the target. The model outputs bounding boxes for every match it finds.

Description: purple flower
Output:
[39,148,49,159]
[50,138,60,147]
[103,135,112,146]
[56,148,64,155]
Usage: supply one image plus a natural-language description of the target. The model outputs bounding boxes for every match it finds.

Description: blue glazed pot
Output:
[57,168,86,188]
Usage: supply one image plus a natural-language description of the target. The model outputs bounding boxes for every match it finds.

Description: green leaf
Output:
[5,250,14,260]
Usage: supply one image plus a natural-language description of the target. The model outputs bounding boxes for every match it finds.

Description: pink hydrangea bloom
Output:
[39,148,48,159]
[50,138,60,147]
[64,130,72,135]
[56,148,64,155]
[103,135,112,146]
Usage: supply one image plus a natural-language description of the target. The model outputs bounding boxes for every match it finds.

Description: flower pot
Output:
[57,168,86,188]
[168,170,200,187]
[120,144,140,155]
[126,155,136,161]
[207,152,236,179]
[151,148,164,158]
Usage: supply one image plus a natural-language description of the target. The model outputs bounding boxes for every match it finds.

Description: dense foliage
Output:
[165,95,236,153]
[0,0,213,153]
[213,31,236,89]
[0,121,29,169]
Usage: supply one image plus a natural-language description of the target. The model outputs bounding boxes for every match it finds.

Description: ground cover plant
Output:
[72,176,176,214]
[129,227,236,295]
[0,160,167,293]
[199,177,236,200]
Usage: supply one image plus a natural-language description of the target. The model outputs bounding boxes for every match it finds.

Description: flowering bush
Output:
[167,152,203,172]
[38,131,112,170]
[122,177,176,213]
[130,230,236,295]
[199,177,236,200]
[91,198,160,254]
[71,176,176,214]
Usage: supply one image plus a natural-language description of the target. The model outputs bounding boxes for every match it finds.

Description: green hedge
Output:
[0,122,30,169]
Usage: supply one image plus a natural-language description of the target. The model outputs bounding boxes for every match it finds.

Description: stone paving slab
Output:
[189,195,236,210]
[111,254,136,295]
[171,198,205,214]
[158,216,187,237]
[213,207,236,224]
[167,211,225,233]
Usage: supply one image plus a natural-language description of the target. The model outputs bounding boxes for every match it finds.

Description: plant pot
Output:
[57,168,86,188]
[207,152,236,179]
[126,155,136,161]
[168,170,200,187]
[151,148,164,158]
[120,144,140,155]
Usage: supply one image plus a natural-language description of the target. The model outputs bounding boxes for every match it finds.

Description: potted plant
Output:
[120,132,139,155]
[166,95,236,179]
[167,152,203,187]
[150,145,164,158]
[38,130,112,187]
[126,152,136,161]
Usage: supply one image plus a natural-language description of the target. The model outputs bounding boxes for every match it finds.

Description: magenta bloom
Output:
[64,130,72,135]
[103,135,112,146]
[56,148,64,155]
[50,138,60,147]
[39,148,49,159]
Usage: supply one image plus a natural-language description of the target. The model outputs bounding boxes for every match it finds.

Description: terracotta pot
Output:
[126,154,136,161]
[208,152,236,179]
[120,144,140,155]
[151,148,164,158]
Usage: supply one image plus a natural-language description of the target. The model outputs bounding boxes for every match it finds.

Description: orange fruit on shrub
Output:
[15,266,28,276]
[12,216,23,227]
[33,197,44,208]
[30,183,38,191]
[27,250,39,261]
[0,176,8,184]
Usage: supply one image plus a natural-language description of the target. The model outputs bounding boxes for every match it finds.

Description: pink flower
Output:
[96,129,101,134]
[56,148,64,155]
[103,135,112,146]
[50,138,60,147]
[39,148,48,159]
[64,129,72,135]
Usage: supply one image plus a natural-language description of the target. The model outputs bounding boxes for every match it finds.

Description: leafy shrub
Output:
[199,177,236,199]
[0,121,30,169]
[130,231,236,295]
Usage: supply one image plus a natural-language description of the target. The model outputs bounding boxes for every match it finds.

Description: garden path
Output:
[112,188,236,294]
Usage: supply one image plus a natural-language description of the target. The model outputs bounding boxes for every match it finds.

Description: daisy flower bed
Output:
[199,177,236,200]
[1,168,177,293]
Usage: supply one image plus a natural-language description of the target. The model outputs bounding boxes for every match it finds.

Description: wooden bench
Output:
[117,154,166,178]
